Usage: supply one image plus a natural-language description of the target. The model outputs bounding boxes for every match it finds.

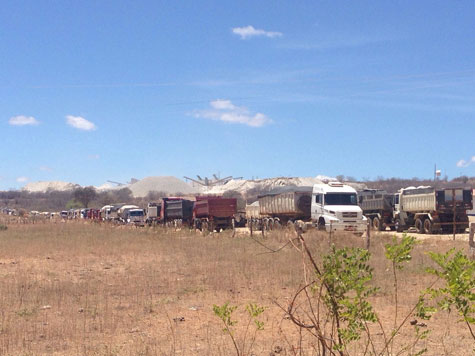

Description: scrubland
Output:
[0,219,473,355]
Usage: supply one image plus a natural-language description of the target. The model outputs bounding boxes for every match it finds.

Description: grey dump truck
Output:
[393,186,473,234]
[358,189,395,231]
[248,186,312,230]
[146,198,194,226]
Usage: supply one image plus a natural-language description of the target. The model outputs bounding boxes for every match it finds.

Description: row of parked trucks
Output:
[245,183,473,234]
[13,182,471,235]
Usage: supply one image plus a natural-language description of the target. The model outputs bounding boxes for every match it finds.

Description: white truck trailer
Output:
[393,186,473,233]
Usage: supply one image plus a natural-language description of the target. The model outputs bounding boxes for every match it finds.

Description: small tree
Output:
[385,234,417,329]
[73,187,97,208]
[66,199,83,210]
[419,249,475,341]
[213,302,265,356]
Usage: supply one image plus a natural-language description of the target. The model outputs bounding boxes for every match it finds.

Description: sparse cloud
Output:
[232,25,282,40]
[193,99,272,127]
[16,176,28,183]
[39,166,53,172]
[456,156,475,168]
[9,115,39,126]
[88,154,100,160]
[66,115,96,131]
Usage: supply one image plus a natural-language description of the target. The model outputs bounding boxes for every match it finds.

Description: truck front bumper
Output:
[324,221,367,234]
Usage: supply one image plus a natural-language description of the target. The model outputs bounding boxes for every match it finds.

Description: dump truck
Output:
[252,186,312,230]
[193,196,237,232]
[117,205,142,224]
[393,186,473,233]
[101,204,125,221]
[146,198,194,226]
[250,182,367,233]
[358,189,395,231]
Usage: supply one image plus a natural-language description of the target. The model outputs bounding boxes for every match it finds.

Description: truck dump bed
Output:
[401,187,436,212]
[194,197,237,219]
[401,187,473,213]
[358,190,393,211]
[245,202,260,219]
[258,186,312,219]
[165,199,194,220]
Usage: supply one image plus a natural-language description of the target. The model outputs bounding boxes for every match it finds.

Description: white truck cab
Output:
[127,208,145,225]
[312,182,367,233]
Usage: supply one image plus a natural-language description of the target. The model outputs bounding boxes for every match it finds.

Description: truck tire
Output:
[372,217,383,231]
[201,220,208,234]
[367,217,373,229]
[317,218,326,231]
[415,218,423,234]
[394,219,403,232]
[423,219,433,234]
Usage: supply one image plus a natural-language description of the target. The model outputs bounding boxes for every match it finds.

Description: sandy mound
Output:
[128,176,198,198]
[22,181,80,193]
[204,177,323,196]
[204,176,367,197]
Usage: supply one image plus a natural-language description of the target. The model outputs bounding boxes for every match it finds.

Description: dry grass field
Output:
[0,219,473,356]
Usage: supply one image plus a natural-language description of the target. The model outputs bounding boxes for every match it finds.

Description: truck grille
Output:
[342,212,357,218]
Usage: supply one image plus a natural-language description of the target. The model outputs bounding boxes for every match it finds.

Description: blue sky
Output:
[1,0,474,190]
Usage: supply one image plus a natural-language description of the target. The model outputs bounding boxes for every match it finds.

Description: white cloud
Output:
[210,99,236,110]
[232,25,282,39]
[88,154,100,160]
[9,115,39,126]
[456,156,475,168]
[16,176,28,183]
[194,100,272,127]
[39,166,53,172]
[66,115,96,131]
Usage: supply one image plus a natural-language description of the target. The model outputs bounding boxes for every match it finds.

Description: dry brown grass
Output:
[0,220,473,355]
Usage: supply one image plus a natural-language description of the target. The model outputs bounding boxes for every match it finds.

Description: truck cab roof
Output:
[313,182,357,194]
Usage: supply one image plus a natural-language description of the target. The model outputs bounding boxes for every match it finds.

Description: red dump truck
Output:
[193,196,237,232]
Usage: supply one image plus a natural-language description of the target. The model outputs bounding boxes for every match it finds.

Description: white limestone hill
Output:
[128,176,199,198]
[22,181,80,193]
[203,176,366,197]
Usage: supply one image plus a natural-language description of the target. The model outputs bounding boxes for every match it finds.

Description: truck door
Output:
[393,193,400,215]
[312,193,324,220]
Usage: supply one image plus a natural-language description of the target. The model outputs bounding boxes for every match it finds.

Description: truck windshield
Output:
[325,193,357,205]
[129,211,144,216]
[444,189,463,202]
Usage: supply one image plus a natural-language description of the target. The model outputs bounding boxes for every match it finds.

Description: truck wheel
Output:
[268,218,274,230]
[367,217,373,229]
[415,218,423,234]
[394,219,403,232]
[372,217,382,231]
[423,219,433,234]
[317,218,326,231]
